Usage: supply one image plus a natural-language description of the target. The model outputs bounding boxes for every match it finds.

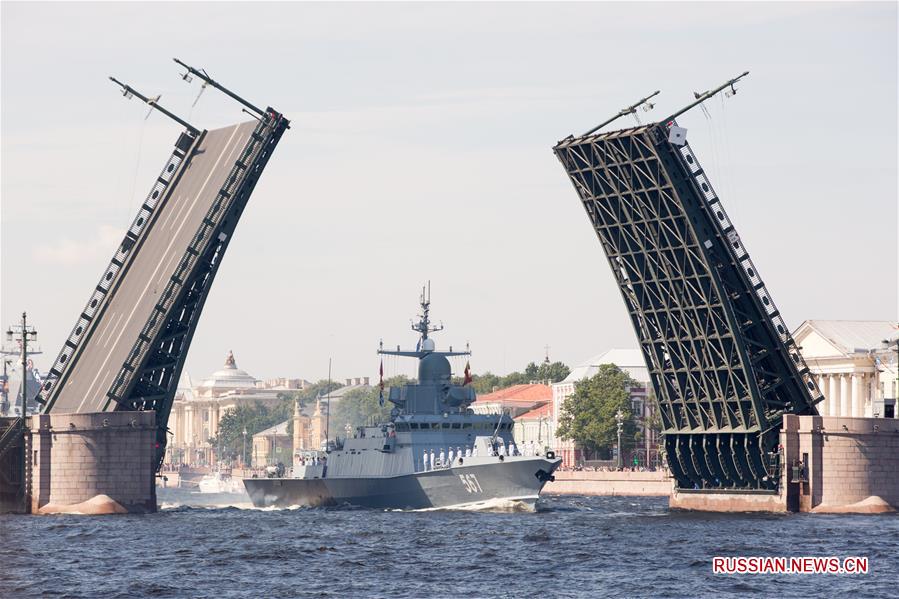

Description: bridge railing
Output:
[105,119,273,409]
[40,133,199,410]
[671,129,824,408]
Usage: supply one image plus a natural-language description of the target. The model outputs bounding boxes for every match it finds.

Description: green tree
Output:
[556,364,638,460]
[205,380,346,465]
[329,375,408,437]
[536,361,571,383]
[468,360,570,394]
[210,401,286,466]
[470,372,502,394]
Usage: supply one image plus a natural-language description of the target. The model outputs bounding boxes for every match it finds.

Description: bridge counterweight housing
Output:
[41,96,288,469]
[553,121,822,492]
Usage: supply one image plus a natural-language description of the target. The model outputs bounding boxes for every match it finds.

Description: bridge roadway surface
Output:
[51,121,257,414]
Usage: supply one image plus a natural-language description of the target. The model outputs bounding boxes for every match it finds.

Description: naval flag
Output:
[463,361,472,386]
[379,358,385,406]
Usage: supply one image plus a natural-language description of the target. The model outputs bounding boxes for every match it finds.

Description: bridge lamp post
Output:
[615,409,625,470]
[242,427,248,468]
[6,313,37,513]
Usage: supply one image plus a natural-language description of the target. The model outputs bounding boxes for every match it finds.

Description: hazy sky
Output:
[2,1,896,385]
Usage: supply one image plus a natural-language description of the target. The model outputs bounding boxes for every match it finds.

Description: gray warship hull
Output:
[244,457,560,510]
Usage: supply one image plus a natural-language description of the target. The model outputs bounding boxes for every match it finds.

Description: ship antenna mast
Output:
[411,281,443,343]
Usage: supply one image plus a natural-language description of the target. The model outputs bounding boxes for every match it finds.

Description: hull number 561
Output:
[459,473,483,493]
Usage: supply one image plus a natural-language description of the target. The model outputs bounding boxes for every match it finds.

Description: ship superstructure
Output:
[244,287,561,509]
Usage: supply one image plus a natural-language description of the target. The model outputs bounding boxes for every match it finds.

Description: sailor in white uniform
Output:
[448,448,455,466]
[509,443,517,457]
[429,449,435,471]
[423,450,429,471]
[465,447,472,458]
[438,449,446,468]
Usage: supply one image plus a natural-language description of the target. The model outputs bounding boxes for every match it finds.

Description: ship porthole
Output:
[546,451,556,460]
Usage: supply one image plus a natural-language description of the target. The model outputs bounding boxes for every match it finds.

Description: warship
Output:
[244,288,561,510]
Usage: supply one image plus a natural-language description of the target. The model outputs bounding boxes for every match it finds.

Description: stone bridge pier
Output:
[28,411,157,514]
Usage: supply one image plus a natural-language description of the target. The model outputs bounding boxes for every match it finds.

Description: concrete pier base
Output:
[30,411,157,514]
[670,414,899,513]
[670,489,788,512]
[544,470,670,496]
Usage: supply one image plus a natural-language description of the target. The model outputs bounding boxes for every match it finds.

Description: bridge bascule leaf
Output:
[40,64,289,469]
[554,118,823,492]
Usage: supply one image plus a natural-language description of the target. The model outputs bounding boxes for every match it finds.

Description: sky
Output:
[1,1,897,386]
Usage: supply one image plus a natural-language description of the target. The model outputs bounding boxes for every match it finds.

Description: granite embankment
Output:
[544,470,670,497]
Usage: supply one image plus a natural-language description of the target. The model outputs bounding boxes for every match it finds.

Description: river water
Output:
[1,490,896,598]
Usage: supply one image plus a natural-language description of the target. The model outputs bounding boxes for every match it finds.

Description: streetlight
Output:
[242,427,248,468]
[615,409,625,470]
[5,312,37,513]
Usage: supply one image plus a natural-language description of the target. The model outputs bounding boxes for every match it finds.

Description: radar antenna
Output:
[411,281,444,342]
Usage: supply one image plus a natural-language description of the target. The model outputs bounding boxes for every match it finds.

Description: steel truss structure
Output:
[554,121,822,491]
[41,66,288,469]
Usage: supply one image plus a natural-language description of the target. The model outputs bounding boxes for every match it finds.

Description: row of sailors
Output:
[421,440,546,471]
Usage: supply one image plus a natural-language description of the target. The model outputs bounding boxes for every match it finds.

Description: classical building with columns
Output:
[166,351,284,466]
[793,320,899,419]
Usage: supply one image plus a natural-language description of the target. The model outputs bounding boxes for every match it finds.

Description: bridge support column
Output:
[29,411,157,514]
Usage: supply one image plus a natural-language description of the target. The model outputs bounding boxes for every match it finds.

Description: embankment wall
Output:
[544,470,670,497]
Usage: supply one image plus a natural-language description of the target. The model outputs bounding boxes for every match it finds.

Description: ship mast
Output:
[411,282,443,346]
[379,283,469,358]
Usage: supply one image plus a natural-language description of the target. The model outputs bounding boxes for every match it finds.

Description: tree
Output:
[470,372,502,394]
[329,375,408,437]
[468,359,570,393]
[536,361,571,383]
[556,364,639,460]
[210,401,288,466]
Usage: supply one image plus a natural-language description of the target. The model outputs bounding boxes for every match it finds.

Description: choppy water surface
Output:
[2,490,897,598]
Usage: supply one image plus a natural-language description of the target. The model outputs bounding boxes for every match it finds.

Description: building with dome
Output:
[166,351,287,466]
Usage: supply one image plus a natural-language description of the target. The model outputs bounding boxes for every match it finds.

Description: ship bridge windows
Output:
[410,423,419,429]
[451,423,461,429]
[462,423,472,429]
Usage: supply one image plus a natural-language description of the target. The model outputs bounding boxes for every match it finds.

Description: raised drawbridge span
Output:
[553,74,823,492]
[40,60,289,468]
